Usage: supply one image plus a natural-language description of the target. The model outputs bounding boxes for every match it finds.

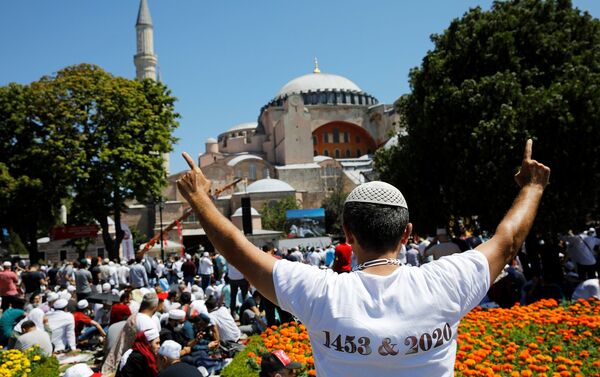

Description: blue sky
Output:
[1,0,598,174]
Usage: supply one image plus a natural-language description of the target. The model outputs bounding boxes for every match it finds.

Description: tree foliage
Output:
[260,196,300,233]
[375,0,600,235]
[0,64,179,260]
[322,191,348,236]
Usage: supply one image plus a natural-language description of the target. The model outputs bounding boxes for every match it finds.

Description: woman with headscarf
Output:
[116,328,160,377]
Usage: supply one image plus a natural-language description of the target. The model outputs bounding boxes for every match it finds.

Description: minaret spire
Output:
[313,57,321,74]
[134,0,168,173]
[134,0,157,81]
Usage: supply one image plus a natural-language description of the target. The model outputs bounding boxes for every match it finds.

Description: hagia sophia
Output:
[123,0,402,251]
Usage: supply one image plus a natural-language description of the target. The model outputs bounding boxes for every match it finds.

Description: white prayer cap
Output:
[104,258,109,263]
[168,309,186,321]
[170,303,181,310]
[158,340,182,360]
[109,261,115,266]
[77,300,89,309]
[193,292,204,301]
[185,253,191,260]
[102,283,112,293]
[46,292,59,302]
[589,227,597,235]
[140,287,150,296]
[59,292,71,301]
[345,181,407,209]
[54,299,68,309]
[40,265,47,271]
[67,285,77,292]
[144,327,160,342]
[203,252,209,257]
[112,289,120,295]
[2,261,11,267]
[63,363,94,377]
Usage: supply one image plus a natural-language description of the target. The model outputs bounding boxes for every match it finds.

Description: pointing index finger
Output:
[182,152,198,170]
[524,139,533,161]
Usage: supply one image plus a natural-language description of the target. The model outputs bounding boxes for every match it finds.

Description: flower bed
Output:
[222,299,600,377]
[0,347,59,377]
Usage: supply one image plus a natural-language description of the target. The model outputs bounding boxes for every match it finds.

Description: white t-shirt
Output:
[227,263,244,280]
[199,257,214,275]
[273,250,490,377]
[208,306,240,342]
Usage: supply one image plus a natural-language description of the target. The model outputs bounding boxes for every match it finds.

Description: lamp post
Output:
[158,198,165,261]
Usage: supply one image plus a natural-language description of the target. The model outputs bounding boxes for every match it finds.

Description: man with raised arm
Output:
[176,139,550,377]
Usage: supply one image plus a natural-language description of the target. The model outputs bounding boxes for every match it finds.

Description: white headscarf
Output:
[14,308,45,333]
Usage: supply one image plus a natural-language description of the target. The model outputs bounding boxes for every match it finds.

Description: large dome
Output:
[227,122,257,132]
[276,73,362,99]
[246,177,295,194]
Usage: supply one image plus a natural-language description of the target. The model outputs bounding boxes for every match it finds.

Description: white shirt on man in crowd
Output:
[208,306,240,343]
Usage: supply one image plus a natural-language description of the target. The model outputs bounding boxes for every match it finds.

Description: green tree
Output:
[376,0,600,235]
[0,82,78,261]
[0,64,179,260]
[322,191,348,236]
[261,196,300,233]
[51,64,179,259]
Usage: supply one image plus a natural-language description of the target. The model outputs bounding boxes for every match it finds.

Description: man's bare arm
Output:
[476,139,550,282]
[176,153,278,304]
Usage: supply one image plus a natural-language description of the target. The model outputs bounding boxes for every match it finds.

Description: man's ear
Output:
[342,223,355,245]
[400,223,413,245]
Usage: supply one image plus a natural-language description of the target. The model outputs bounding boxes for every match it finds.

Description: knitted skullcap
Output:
[345,181,407,209]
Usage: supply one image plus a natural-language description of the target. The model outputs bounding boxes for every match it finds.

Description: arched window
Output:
[345,149,351,157]
[249,164,257,180]
[324,150,329,157]
[335,149,340,158]
[356,149,361,157]
[314,150,318,156]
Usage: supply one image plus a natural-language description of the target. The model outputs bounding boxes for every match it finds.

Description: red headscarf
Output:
[132,332,159,377]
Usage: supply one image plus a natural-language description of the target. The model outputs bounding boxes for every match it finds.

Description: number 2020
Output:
[404,323,452,355]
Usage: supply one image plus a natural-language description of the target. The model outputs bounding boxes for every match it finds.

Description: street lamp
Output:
[157,197,165,261]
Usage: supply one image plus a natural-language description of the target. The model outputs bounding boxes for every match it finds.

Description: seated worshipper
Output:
[136,292,161,333]
[188,313,219,350]
[260,350,301,377]
[175,140,550,376]
[94,301,112,328]
[205,297,240,344]
[74,299,107,342]
[14,320,53,356]
[47,298,77,352]
[63,363,100,377]
[239,290,267,336]
[0,297,26,346]
[572,278,600,300]
[159,309,190,352]
[177,292,195,341]
[116,328,161,377]
[24,291,43,312]
[110,291,132,325]
[13,308,52,344]
[157,340,205,377]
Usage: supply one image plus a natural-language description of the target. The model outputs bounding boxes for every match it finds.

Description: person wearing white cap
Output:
[156,340,205,377]
[176,140,551,376]
[47,298,77,351]
[158,309,188,350]
[116,327,160,377]
[0,261,19,311]
[75,299,107,342]
[63,363,95,377]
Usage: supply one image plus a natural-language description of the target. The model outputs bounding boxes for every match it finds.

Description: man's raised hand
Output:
[514,139,550,189]
[176,152,212,201]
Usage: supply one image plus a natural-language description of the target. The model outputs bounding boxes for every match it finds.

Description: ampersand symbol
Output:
[378,337,399,356]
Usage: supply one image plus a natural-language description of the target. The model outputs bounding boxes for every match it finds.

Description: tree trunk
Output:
[25,227,41,264]
[111,208,125,260]
[97,215,114,259]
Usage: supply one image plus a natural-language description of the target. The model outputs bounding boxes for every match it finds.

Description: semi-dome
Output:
[276,73,362,99]
[226,154,263,167]
[246,177,295,194]
[231,207,260,217]
[206,137,217,143]
[227,122,258,132]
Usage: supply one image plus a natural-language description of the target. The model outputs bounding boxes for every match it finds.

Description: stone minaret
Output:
[134,0,157,80]
[134,0,169,174]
